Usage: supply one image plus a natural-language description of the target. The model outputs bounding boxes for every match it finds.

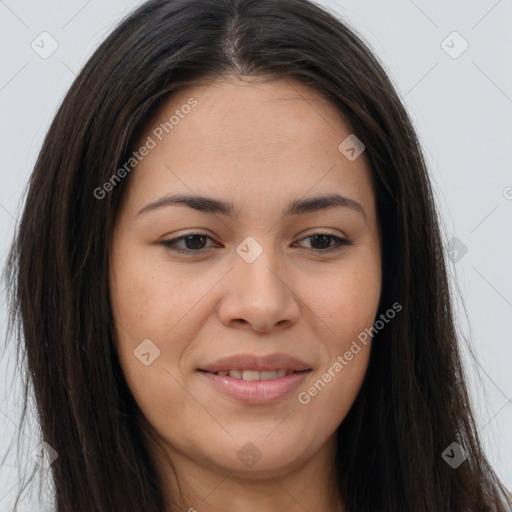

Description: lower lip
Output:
[198,370,311,404]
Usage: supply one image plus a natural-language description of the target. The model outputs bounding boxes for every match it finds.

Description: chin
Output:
[194,434,314,477]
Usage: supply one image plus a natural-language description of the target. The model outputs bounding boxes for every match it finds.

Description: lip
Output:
[198,352,311,373]
[198,369,311,404]
[197,352,312,405]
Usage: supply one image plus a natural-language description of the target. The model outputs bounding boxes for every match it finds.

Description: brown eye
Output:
[295,234,353,253]
[160,232,352,256]
[160,234,216,254]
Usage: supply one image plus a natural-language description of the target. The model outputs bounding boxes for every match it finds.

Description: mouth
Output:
[197,352,312,404]
[199,369,305,381]
[197,368,312,404]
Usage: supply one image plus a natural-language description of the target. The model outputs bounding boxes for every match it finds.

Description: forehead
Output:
[124,76,375,220]
[151,76,352,150]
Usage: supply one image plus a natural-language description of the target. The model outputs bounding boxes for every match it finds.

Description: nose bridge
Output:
[234,235,287,302]
[217,235,299,331]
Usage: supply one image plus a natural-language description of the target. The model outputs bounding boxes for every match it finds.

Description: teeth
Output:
[242,370,260,381]
[213,369,295,380]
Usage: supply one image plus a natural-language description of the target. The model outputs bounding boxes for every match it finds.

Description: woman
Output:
[5,0,511,510]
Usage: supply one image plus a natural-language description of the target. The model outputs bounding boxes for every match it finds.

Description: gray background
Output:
[1,0,511,509]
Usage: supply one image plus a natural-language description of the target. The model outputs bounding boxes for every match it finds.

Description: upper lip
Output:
[198,353,312,373]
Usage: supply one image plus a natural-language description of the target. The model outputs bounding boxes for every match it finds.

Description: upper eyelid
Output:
[162,230,346,242]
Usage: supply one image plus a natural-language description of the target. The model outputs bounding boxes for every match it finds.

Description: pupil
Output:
[185,235,206,250]
[311,235,331,249]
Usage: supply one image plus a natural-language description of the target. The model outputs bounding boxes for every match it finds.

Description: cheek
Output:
[109,246,226,401]
[295,269,379,424]
[110,244,193,341]
[295,259,380,414]
[109,245,181,383]
[304,259,381,343]
[109,253,200,431]
[296,345,370,442]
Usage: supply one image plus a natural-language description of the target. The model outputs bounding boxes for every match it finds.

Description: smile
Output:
[208,369,299,380]
[198,369,311,404]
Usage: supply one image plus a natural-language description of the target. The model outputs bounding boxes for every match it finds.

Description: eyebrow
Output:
[137,192,367,221]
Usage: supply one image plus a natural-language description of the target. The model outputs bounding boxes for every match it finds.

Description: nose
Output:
[217,248,300,333]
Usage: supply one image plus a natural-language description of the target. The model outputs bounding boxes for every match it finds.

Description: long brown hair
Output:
[4,0,511,510]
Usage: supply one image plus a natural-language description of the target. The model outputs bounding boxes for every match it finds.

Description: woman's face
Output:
[110,76,381,482]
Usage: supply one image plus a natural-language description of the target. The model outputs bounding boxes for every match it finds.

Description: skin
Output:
[109,75,382,512]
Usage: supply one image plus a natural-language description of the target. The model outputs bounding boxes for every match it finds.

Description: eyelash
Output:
[160,232,353,256]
